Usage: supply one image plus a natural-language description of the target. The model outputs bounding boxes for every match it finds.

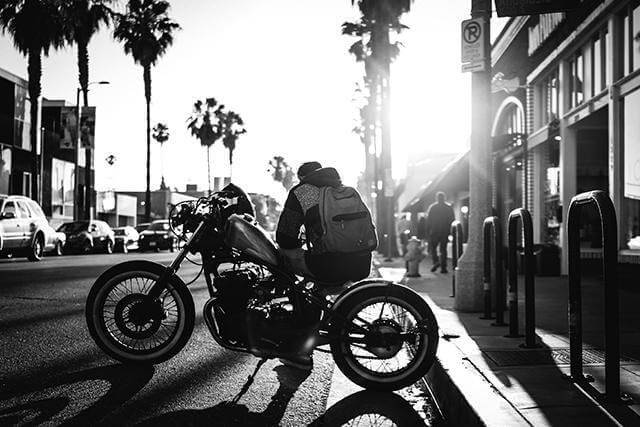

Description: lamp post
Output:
[74,80,109,221]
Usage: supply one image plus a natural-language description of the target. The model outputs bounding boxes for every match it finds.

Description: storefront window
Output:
[624,87,640,250]
[633,4,640,72]
[540,69,559,125]
[625,199,640,250]
[544,140,560,245]
[13,86,30,151]
[51,158,75,219]
[570,51,584,108]
[0,145,11,194]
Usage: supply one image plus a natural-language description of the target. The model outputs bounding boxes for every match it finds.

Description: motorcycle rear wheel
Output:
[330,284,438,391]
[86,263,195,364]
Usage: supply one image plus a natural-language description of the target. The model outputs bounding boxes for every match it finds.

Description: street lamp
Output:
[74,80,109,221]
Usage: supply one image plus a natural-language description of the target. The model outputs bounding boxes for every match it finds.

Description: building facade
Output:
[0,67,96,228]
[0,67,35,199]
[492,0,640,271]
[41,100,95,228]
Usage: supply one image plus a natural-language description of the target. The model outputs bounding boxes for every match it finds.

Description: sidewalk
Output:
[375,256,640,426]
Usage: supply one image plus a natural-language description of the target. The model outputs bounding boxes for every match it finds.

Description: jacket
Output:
[426,201,455,238]
[276,167,342,250]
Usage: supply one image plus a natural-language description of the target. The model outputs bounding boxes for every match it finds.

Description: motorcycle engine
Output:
[212,268,309,351]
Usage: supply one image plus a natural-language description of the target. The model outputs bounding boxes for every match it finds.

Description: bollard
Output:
[482,216,506,325]
[450,221,464,298]
[505,208,539,348]
[567,190,625,403]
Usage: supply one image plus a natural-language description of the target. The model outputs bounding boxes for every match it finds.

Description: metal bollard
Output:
[567,190,625,403]
[482,216,506,325]
[505,208,539,348]
[450,221,464,298]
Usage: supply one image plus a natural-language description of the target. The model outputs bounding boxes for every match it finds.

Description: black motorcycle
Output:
[85,185,439,391]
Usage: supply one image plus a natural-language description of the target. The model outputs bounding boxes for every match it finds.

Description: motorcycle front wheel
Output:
[86,262,195,364]
[330,284,438,391]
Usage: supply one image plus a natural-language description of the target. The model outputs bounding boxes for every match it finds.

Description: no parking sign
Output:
[461,17,486,73]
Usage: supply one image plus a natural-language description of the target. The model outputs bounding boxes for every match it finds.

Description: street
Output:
[0,253,336,426]
[0,253,436,426]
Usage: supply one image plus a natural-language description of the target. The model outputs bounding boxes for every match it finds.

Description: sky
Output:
[0,0,507,201]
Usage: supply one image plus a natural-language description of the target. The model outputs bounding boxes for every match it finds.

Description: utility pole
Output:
[455,0,492,311]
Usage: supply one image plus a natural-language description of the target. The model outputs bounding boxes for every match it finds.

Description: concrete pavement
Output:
[376,256,640,426]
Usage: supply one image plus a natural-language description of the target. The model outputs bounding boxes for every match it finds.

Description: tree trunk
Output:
[78,39,89,106]
[207,146,212,196]
[374,25,398,258]
[79,39,92,219]
[27,47,41,202]
[144,64,152,222]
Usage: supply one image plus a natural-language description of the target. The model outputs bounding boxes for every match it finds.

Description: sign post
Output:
[455,0,492,311]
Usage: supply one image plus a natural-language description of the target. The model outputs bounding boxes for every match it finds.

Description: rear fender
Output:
[330,278,397,317]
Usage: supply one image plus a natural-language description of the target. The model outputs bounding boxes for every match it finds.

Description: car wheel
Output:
[27,235,44,262]
[82,240,93,254]
[55,241,64,256]
[105,240,114,254]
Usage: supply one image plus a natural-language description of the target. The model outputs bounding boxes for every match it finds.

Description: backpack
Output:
[317,185,378,253]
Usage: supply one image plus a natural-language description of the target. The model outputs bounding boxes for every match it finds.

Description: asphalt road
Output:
[0,252,337,426]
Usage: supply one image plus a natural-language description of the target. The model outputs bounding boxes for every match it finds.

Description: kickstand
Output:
[231,358,268,404]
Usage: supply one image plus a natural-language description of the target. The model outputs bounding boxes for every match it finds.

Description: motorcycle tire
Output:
[86,261,195,364]
[330,284,438,391]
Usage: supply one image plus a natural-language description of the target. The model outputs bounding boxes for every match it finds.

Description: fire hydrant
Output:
[404,236,425,278]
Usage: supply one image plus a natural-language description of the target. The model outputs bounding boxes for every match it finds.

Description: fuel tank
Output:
[224,214,280,266]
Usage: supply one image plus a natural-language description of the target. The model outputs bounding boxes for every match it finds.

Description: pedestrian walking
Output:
[425,191,455,273]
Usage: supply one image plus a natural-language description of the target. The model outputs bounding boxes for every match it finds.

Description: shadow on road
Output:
[0,363,154,426]
[311,390,427,427]
[137,360,310,426]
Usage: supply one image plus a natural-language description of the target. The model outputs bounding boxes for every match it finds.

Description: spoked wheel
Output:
[331,285,438,391]
[86,264,194,364]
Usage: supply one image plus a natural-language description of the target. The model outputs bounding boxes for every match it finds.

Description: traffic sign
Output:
[462,61,485,73]
[461,18,485,64]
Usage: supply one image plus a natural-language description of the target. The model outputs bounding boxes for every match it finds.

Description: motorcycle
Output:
[85,185,439,391]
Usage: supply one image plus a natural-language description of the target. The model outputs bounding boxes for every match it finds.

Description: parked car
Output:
[135,223,151,233]
[0,195,65,261]
[113,226,139,253]
[138,219,179,252]
[58,220,115,254]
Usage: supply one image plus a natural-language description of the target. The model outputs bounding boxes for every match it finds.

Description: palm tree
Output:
[62,0,113,107]
[187,98,224,195]
[268,156,295,192]
[152,122,169,186]
[343,0,412,258]
[0,0,66,202]
[220,110,246,179]
[62,0,113,220]
[113,0,180,222]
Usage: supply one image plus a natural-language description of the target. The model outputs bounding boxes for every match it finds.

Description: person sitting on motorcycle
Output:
[276,161,372,283]
[275,162,372,370]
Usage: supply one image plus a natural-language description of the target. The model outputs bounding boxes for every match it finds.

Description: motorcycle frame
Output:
[146,219,396,353]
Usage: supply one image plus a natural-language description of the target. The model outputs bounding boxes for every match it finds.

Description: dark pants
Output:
[430,235,448,270]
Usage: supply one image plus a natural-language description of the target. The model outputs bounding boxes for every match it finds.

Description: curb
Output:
[371,256,529,426]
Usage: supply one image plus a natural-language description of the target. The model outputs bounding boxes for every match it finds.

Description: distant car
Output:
[138,219,179,252]
[58,220,115,254]
[0,195,65,261]
[135,223,151,233]
[113,226,139,253]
